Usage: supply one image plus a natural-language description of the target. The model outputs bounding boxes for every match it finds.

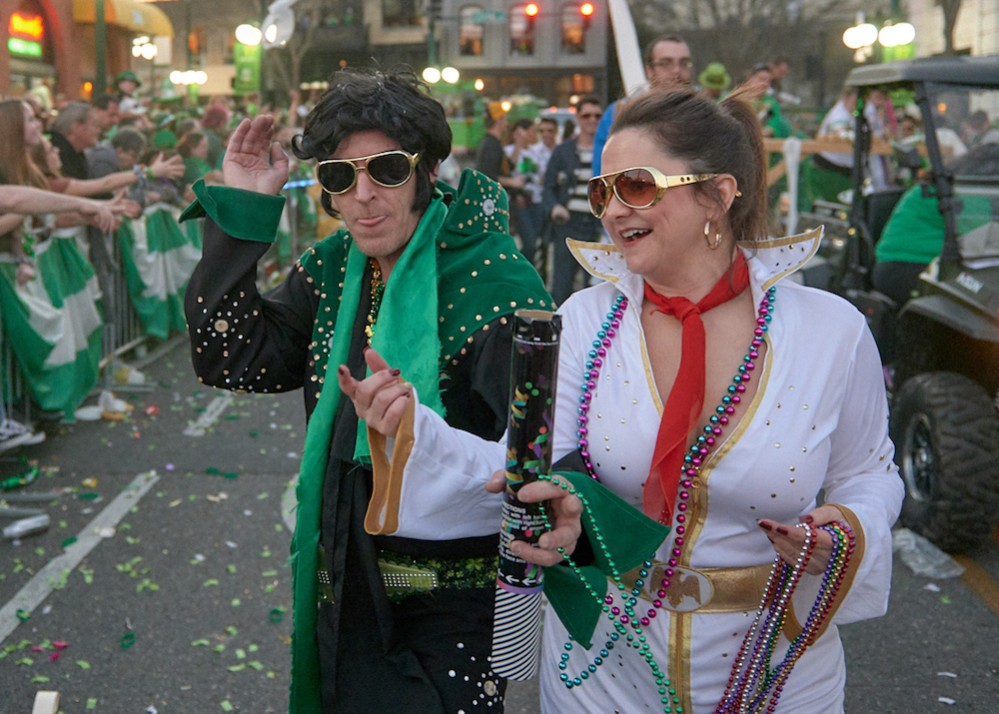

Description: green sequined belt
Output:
[317,546,497,604]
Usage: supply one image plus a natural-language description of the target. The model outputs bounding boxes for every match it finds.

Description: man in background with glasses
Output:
[592,34,693,177]
[181,67,549,714]
[542,95,604,303]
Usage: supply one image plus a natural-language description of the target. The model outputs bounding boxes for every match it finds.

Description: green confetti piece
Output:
[224,414,240,420]
[249,430,259,438]
[213,644,226,654]
[78,492,99,500]
[61,537,77,548]
[192,639,211,647]
[941,595,952,605]
[227,663,246,672]
[224,472,239,480]
[268,608,285,623]
[136,578,159,593]
[86,698,98,710]
[231,598,241,607]
[248,644,259,653]
[206,467,221,475]
[220,701,234,712]
[256,492,269,500]
[125,536,140,545]
[261,570,278,578]
[261,547,272,558]
[76,660,91,670]
[120,632,136,649]
[235,648,246,659]
[248,660,264,671]
[15,609,30,622]
[225,626,238,636]
[80,567,94,584]
[203,579,220,587]
[16,656,34,666]
[226,564,237,574]
[31,675,50,683]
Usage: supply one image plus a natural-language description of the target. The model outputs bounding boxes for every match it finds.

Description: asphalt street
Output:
[1,337,997,713]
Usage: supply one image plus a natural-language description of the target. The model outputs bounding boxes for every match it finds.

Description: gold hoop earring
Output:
[704,221,722,250]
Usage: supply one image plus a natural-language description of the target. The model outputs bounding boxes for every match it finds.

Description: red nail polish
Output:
[776,526,790,536]
[390,368,401,376]
[757,521,773,532]
[799,515,814,525]
[337,365,348,376]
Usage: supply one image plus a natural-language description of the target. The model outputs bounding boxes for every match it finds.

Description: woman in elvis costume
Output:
[182,68,551,713]
[347,89,904,712]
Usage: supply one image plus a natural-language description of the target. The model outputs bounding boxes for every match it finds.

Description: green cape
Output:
[184,170,551,713]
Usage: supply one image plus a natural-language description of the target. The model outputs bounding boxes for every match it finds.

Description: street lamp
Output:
[170,69,208,102]
[422,66,461,85]
[235,23,263,45]
[842,12,915,62]
[132,37,159,95]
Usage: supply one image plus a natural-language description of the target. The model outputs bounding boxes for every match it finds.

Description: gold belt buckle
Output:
[378,559,439,595]
[650,565,715,612]
[621,562,772,613]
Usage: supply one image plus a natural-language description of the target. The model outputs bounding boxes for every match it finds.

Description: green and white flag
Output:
[118,205,202,340]
[0,228,102,415]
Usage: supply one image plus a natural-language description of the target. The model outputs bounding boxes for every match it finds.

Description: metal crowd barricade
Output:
[100,225,153,393]
[0,180,323,427]
[0,220,170,428]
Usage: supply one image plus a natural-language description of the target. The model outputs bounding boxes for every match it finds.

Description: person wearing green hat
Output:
[182,66,552,714]
[698,62,731,101]
[115,70,145,118]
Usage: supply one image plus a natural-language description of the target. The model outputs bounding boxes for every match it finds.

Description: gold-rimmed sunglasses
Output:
[587,167,718,218]
[315,150,421,195]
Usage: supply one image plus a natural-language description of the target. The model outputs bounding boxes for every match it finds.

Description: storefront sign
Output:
[233,42,261,95]
[9,37,43,58]
[10,11,44,40]
[8,10,45,58]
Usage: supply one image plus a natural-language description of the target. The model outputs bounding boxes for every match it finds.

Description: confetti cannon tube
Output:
[491,309,561,680]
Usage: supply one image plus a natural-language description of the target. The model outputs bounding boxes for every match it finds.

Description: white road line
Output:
[183,391,235,437]
[0,470,161,644]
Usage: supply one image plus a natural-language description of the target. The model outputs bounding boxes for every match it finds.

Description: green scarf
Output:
[289,170,551,713]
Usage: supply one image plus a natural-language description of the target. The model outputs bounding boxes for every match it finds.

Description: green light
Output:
[8,37,42,58]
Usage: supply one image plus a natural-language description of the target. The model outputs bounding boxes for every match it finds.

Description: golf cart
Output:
[801,56,999,553]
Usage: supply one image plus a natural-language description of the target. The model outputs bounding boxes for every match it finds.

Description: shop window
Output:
[509,3,537,56]
[383,0,420,26]
[459,6,484,56]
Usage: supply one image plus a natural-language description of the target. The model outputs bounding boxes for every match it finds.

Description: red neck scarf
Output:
[642,252,750,523]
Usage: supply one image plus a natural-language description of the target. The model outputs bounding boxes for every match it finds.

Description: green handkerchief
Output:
[543,470,670,648]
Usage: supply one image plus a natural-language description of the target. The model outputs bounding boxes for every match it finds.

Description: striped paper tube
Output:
[491,309,561,680]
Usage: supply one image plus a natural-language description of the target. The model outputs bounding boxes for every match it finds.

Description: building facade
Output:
[1,0,175,101]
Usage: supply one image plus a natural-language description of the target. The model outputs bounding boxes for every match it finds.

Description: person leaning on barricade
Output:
[181,66,551,713]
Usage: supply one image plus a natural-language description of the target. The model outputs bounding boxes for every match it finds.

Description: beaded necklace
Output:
[548,284,855,712]
[364,258,385,345]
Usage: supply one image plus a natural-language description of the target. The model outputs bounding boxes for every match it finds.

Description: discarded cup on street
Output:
[3,513,51,539]
[892,527,965,579]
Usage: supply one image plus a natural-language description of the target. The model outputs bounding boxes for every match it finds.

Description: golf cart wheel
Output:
[891,372,999,553]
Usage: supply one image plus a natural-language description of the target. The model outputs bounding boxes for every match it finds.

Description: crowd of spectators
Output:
[0,77,317,452]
